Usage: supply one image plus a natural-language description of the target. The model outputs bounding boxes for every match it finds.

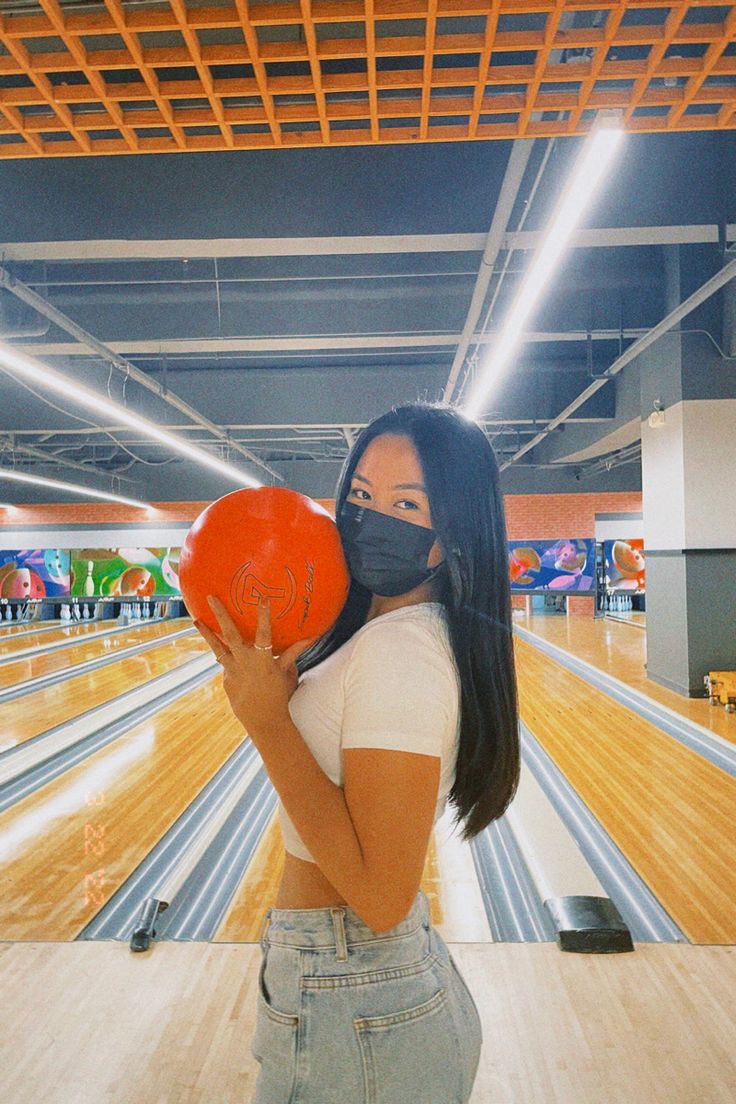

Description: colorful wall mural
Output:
[69,547,182,597]
[509,538,596,592]
[602,539,646,591]
[0,548,70,598]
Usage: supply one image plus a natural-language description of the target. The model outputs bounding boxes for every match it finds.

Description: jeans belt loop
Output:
[330,907,348,961]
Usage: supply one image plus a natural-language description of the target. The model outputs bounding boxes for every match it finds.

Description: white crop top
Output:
[279,601,461,863]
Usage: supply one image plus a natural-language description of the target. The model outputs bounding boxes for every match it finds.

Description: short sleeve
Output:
[341,617,458,758]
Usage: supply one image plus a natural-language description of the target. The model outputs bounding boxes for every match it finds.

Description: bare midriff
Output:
[274,850,348,910]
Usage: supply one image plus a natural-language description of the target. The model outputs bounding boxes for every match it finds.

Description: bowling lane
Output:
[0,620,74,639]
[219,786,489,944]
[0,618,191,690]
[1,624,208,748]
[513,608,736,745]
[514,634,736,944]
[0,618,120,650]
[0,667,244,940]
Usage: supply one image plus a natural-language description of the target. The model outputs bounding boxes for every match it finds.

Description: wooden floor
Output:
[1,611,734,1102]
[0,941,733,1102]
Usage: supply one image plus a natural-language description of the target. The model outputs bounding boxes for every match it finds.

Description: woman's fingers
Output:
[193,617,229,658]
[206,595,245,652]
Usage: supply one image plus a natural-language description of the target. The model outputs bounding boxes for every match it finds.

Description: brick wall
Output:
[1,491,643,617]
[504,491,643,615]
[0,499,337,527]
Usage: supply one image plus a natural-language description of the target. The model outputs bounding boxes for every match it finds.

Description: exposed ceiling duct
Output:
[0,290,50,339]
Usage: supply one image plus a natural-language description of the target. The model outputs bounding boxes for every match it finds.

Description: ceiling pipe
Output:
[499,253,736,472]
[442,139,534,406]
[0,263,282,484]
[0,435,138,483]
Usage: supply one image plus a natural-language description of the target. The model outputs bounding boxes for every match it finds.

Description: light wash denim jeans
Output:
[250,888,483,1103]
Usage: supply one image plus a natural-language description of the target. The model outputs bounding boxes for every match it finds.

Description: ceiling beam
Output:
[0,226,733,262]
[14,328,655,357]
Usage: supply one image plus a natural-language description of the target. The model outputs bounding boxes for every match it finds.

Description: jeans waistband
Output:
[259,889,430,960]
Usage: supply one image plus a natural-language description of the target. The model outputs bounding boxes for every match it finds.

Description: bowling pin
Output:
[83,604,90,620]
[4,604,11,621]
[84,560,95,597]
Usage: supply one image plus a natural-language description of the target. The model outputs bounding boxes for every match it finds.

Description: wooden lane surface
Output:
[0,630,482,943]
[513,609,736,745]
[514,634,736,944]
[0,619,121,639]
[1,633,211,748]
[0,618,119,651]
[0,669,245,941]
[0,619,191,690]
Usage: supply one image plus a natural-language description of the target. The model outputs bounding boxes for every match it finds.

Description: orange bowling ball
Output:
[179,487,350,655]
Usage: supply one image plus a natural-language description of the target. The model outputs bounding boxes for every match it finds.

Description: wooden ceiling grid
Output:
[0,0,733,157]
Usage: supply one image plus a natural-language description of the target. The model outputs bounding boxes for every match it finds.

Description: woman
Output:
[199,401,520,1103]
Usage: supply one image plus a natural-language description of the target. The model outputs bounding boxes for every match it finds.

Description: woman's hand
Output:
[193,594,317,739]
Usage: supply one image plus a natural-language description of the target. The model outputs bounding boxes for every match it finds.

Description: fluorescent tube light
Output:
[462,114,625,421]
[0,468,153,509]
[0,343,263,488]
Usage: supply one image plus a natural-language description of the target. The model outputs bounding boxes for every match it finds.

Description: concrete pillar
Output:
[639,252,736,695]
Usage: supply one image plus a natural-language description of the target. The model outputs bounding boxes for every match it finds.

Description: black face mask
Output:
[336,499,445,598]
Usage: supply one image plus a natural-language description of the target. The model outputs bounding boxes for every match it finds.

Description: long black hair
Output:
[296,401,521,842]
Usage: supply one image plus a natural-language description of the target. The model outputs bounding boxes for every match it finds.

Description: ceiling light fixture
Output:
[0,344,263,490]
[0,468,152,509]
[461,110,625,421]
